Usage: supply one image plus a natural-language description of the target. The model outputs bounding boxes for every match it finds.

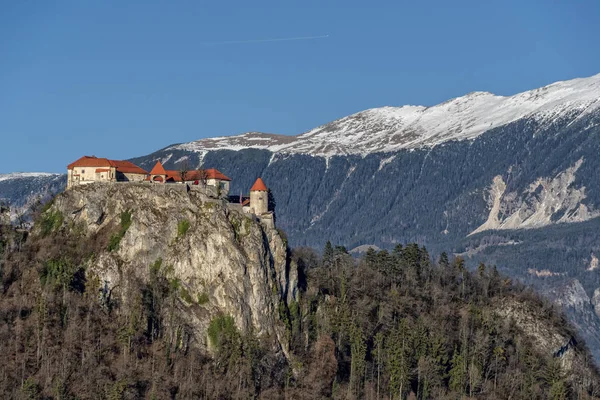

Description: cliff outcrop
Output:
[39,183,296,351]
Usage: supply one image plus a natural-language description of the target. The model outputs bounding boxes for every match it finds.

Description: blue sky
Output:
[1,0,599,173]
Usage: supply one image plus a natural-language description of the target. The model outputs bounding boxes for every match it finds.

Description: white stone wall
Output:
[68,166,116,188]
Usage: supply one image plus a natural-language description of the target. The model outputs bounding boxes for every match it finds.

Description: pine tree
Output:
[438,252,449,268]
[449,345,467,394]
[387,321,412,399]
[323,241,334,267]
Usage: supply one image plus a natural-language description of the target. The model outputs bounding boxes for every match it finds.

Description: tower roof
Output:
[149,161,167,175]
[250,177,268,191]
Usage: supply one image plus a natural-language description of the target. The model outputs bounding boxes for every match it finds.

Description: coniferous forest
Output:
[1,211,599,400]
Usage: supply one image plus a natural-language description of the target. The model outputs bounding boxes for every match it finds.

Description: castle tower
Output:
[149,161,167,183]
[250,178,268,215]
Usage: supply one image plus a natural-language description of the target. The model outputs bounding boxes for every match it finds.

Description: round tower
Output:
[250,178,268,215]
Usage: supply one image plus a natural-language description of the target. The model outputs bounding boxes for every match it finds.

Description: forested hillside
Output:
[1,208,598,398]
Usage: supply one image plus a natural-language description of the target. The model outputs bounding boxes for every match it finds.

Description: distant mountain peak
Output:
[0,172,61,182]
[171,73,600,157]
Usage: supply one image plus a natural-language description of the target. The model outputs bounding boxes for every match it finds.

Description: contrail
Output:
[201,34,329,45]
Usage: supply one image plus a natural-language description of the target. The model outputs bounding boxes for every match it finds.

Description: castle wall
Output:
[120,172,147,182]
[207,178,230,195]
[68,166,116,188]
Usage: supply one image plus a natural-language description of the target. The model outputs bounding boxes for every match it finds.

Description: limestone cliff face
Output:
[496,297,586,375]
[46,183,296,350]
[470,159,599,235]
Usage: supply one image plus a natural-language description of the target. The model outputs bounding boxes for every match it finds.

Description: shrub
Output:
[107,210,133,252]
[207,315,238,351]
[197,292,209,305]
[39,258,77,290]
[180,286,193,303]
[40,198,55,214]
[40,210,64,237]
[177,219,190,238]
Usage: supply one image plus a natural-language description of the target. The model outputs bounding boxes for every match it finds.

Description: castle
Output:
[66,156,272,221]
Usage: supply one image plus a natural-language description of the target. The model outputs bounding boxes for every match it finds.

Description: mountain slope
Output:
[0,173,65,220]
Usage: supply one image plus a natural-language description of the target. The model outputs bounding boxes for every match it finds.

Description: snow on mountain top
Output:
[171,73,600,157]
[0,172,61,183]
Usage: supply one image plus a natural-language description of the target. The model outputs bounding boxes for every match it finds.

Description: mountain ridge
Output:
[170,72,600,157]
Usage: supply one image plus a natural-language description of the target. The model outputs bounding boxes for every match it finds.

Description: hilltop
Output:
[0,185,599,398]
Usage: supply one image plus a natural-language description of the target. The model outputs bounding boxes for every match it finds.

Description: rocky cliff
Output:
[40,182,297,353]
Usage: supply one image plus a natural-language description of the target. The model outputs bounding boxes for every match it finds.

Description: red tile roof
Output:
[68,156,112,169]
[205,168,231,181]
[149,161,167,176]
[111,160,147,175]
[250,178,267,191]
[68,156,147,175]
[242,199,250,206]
[164,168,231,182]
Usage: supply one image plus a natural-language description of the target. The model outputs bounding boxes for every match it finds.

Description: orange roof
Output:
[67,156,112,169]
[110,160,147,175]
[242,199,250,206]
[149,161,167,176]
[163,168,231,182]
[250,178,267,191]
[165,171,183,182]
[68,156,147,175]
[205,168,231,181]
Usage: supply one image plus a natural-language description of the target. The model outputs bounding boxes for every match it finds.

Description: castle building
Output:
[249,177,268,215]
[147,161,231,194]
[67,156,148,188]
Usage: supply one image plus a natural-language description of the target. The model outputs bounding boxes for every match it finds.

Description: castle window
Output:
[81,169,85,174]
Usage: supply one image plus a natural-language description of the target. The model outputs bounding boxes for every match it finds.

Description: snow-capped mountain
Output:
[171,73,600,157]
[0,172,61,183]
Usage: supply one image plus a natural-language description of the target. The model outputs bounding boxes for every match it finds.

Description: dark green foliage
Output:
[107,209,132,251]
[207,314,241,360]
[323,240,334,266]
[290,242,600,398]
[39,258,78,290]
[177,219,190,238]
[40,209,64,236]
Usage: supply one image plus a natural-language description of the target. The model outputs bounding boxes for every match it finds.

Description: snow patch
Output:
[377,155,396,171]
[528,268,566,278]
[173,155,190,165]
[160,153,173,165]
[588,254,599,272]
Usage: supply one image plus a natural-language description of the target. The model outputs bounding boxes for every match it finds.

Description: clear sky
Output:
[1,0,599,173]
